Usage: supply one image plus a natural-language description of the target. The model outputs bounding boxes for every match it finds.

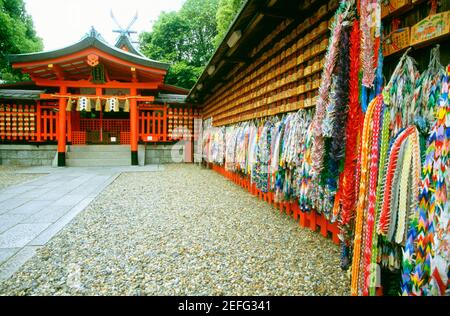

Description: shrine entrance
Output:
[77,111,130,145]
[5,27,195,166]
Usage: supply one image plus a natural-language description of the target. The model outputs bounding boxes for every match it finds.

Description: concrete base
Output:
[1,143,187,166]
[138,144,145,166]
[0,145,57,166]
[145,142,187,164]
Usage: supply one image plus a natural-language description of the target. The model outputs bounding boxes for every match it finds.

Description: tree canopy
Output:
[0,0,43,82]
[214,0,244,47]
[139,0,244,90]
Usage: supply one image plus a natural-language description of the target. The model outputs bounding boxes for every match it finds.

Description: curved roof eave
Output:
[8,36,170,71]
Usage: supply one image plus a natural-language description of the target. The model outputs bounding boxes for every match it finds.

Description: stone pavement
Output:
[0,165,163,281]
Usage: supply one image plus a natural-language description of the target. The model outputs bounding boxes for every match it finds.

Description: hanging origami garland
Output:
[197,2,448,297]
[320,23,351,220]
[337,19,362,270]
[297,122,315,212]
[309,2,348,202]
[412,45,445,136]
[351,96,378,296]
[368,107,391,296]
[382,49,418,137]
[402,65,449,296]
[271,118,286,200]
[361,95,384,296]
[253,120,274,193]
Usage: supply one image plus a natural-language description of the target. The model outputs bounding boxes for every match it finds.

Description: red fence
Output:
[139,108,166,142]
[138,106,201,143]
[0,103,58,142]
[1,102,202,144]
[36,105,58,141]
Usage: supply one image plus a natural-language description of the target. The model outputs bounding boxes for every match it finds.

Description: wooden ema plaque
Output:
[382,27,410,56]
[381,0,412,19]
[410,11,450,46]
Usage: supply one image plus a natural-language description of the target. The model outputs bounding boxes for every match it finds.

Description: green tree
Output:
[214,0,244,47]
[139,11,190,63]
[179,0,219,67]
[164,61,203,89]
[139,0,244,90]
[0,0,43,82]
[139,0,219,89]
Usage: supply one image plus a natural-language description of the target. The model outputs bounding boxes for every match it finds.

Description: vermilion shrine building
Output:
[0,28,199,166]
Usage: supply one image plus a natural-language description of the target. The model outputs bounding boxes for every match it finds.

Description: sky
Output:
[24,0,185,51]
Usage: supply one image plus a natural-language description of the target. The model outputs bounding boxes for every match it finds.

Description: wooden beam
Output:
[51,64,65,80]
[267,0,278,7]
[261,10,297,20]
[34,79,160,89]
[224,57,248,64]
[39,93,155,102]
[12,47,167,76]
[226,13,264,58]
[131,67,138,83]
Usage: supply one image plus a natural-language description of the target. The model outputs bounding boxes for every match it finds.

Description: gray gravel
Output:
[0,164,350,295]
[0,166,45,191]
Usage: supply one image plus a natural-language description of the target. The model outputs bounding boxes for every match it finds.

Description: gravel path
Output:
[0,164,350,295]
[0,166,45,191]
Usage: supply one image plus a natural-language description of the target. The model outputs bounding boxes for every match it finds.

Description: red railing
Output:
[36,104,58,141]
[1,103,201,144]
[139,108,166,142]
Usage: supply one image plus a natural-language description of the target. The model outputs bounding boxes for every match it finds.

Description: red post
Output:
[96,88,103,143]
[130,87,138,165]
[163,104,167,141]
[57,86,67,166]
[36,101,41,142]
[67,110,72,143]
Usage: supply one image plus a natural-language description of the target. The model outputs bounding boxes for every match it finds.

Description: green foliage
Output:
[139,0,243,90]
[179,0,219,67]
[214,0,244,47]
[165,61,203,89]
[139,11,190,63]
[0,0,43,82]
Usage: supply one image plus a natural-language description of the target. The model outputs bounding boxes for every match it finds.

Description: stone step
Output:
[66,151,130,159]
[66,158,130,167]
[68,145,130,152]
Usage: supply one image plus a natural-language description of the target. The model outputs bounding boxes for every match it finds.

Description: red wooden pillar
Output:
[36,101,41,142]
[163,103,167,141]
[96,88,103,142]
[130,87,138,165]
[67,109,72,143]
[57,86,67,166]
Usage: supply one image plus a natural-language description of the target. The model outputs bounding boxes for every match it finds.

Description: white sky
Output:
[24,0,185,51]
